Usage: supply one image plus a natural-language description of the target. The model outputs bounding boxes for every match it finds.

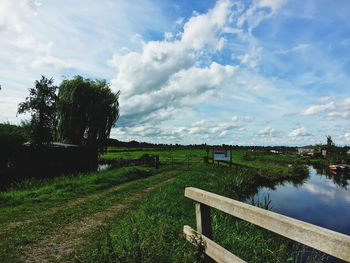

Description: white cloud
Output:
[288,127,308,137]
[318,96,335,103]
[237,47,262,68]
[164,32,173,41]
[340,97,350,111]
[236,0,286,32]
[275,44,309,55]
[300,102,335,116]
[243,116,254,122]
[257,126,280,137]
[110,1,240,127]
[31,55,70,69]
[258,0,287,12]
[345,132,350,142]
[181,0,234,51]
[0,0,41,33]
[175,17,185,25]
[325,111,350,120]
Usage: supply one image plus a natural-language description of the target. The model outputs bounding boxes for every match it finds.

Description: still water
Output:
[250,166,350,235]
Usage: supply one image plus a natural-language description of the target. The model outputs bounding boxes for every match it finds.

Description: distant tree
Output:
[17,76,58,147]
[57,76,120,150]
[326,135,334,150]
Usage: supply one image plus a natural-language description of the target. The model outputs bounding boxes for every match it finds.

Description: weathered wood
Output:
[195,203,213,238]
[183,225,246,263]
[185,187,350,262]
[195,203,213,262]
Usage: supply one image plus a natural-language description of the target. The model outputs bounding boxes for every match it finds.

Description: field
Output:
[0,147,313,262]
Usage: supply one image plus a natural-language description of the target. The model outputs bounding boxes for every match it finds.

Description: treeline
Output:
[107,138,297,153]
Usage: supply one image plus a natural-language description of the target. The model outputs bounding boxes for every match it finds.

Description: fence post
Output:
[155,155,159,169]
[195,203,214,263]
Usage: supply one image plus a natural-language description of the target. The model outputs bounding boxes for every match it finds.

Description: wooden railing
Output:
[183,187,350,263]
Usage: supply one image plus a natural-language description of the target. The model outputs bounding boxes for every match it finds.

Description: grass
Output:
[74,165,299,263]
[0,167,157,228]
[0,167,179,262]
[0,147,315,262]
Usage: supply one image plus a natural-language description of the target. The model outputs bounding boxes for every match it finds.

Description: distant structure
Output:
[297,145,315,155]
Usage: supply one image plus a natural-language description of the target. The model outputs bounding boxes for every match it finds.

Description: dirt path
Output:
[2,170,178,234]
[3,178,144,233]
[20,176,176,263]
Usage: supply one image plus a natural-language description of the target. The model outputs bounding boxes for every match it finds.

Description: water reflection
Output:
[313,164,350,189]
[250,166,350,236]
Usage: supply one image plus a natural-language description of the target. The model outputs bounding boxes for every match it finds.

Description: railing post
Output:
[196,203,214,263]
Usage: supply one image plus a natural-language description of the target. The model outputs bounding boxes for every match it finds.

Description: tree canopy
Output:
[57,76,120,149]
[17,76,58,147]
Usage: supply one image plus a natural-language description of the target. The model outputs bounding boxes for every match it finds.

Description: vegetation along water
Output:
[1,146,348,262]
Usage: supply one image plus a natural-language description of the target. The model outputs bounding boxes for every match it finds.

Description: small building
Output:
[297,146,315,155]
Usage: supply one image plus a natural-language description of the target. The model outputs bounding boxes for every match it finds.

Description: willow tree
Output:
[57,76,120,150]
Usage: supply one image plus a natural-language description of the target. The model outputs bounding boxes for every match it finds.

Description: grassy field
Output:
[0,147,315,262]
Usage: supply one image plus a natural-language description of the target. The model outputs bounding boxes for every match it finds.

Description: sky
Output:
[0,0,350,146]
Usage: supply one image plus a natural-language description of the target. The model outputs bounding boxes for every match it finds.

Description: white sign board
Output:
[213,149,231,161]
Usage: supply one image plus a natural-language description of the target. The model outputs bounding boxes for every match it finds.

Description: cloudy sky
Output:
[1,0,350,146]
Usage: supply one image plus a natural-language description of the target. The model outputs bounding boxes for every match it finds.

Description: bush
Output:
[0,123,27,168]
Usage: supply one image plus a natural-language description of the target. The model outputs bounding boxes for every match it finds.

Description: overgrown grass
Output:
[74,165,301,263]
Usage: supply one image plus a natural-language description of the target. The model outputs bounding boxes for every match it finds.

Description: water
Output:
[97,163,112,172]
[250,166,350,235]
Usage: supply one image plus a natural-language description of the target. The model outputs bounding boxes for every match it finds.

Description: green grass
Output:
[74,165,297,263]
[101,148,204,164]
[0,147,313,262]
[0,167,179,262]
[0,166,156,229]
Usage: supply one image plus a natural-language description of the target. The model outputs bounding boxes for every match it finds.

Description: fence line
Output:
[183,187,350,263]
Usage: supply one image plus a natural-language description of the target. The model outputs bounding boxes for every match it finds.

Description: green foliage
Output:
[57,76,120,150]
[17,76,58,147]
[0,123,28,168]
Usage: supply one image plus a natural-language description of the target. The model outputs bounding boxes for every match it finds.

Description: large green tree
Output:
[17,76,58,147]
[57,76,120,149]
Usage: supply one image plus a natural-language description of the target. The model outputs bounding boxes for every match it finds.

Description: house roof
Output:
[298,145,315,149]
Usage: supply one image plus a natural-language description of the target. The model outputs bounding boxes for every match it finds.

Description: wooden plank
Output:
[184,225,246,263]
[185,187,350,262]
[195,203,214,263]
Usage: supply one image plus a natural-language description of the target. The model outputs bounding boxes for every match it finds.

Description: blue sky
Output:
[0,0,350,146]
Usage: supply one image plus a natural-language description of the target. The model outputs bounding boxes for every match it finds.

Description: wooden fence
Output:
[183,187,350,263]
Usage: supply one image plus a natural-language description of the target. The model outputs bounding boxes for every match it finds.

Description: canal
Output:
[250,165,350,262]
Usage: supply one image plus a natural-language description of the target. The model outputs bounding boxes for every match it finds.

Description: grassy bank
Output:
[0,147,312,262]
[74,164,308,263]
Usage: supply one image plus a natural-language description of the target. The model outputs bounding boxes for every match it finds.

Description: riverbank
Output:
[0,148,321,262]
